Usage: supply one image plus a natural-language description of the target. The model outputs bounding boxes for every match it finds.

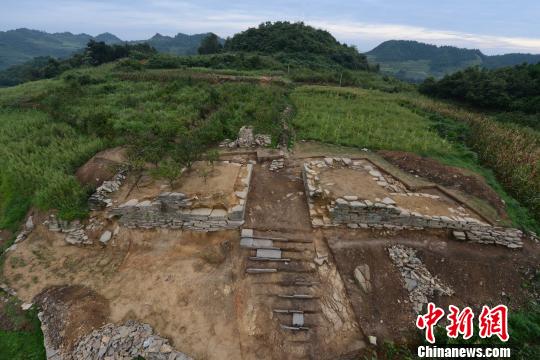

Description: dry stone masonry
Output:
[88,168,128,210]
[302,158,523,248]
[71,320,192,360]
[110,162,253,231]
[388,245,454,313]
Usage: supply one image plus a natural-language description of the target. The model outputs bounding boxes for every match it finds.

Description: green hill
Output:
[367,40,540,82]
[224,21,370,70]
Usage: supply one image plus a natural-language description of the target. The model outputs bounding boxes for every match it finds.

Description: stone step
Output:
[277,294,317,300]
[248,257,291,262]
[256,248,281,259]
[246,268,278,274]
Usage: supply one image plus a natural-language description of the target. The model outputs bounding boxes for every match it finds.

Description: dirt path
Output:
[238,163,366,359]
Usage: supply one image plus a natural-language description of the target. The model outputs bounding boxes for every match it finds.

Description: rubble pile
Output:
[71,320,192,360]
[219,126,271,148]
[269,158,284,171]
[388,245,454,313]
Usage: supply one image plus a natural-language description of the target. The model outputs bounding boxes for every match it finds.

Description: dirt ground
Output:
[34,285,110,353]
[320,167,390,201]
[4,226,244,359]
[326,228,540,345]
[75,147,127,187]
[378,150,507,217]
[244,162,312,232]
[319,166,481,219]
[117,161,244,209]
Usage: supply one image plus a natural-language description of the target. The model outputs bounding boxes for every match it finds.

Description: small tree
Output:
[205,149,220,169]
[199,166,212,184]
[175,136,202,170]
[152,159,182,188]
[198,33,223,55]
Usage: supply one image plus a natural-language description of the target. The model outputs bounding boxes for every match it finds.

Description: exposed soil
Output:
[75,147,127,187]
[34,285,110,353]
[3,225,243,359]
[320,167,389,201]
[326,228,540,345]
[177,162,240,196]
[244,162,312,232]
[378,151,507,217]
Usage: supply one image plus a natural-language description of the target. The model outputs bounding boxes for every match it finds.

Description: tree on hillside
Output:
[198,33,223,55]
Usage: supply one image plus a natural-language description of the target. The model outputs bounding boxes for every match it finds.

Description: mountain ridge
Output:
[367,40,540,82]
[0,28,222,70]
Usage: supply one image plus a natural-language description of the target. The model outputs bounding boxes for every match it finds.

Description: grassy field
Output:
[0,65,289,231]
[292,85,456,155]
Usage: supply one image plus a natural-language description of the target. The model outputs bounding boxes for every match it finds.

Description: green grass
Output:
[292,85,456,156]
[0,298,46,360]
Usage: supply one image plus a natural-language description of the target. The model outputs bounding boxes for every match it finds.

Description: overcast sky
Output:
[2,0,539,55]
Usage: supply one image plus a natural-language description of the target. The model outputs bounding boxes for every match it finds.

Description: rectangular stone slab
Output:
[292,313,305,327]
[256,249,282,259]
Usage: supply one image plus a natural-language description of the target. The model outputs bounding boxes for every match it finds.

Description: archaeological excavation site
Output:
[2,127,539,360]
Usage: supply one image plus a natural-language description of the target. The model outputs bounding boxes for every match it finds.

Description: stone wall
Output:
[302,159,523,249]
[110,163,253,231]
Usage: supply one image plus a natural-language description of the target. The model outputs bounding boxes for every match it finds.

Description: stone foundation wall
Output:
[110,163,252,231]
[302,159,523,249]
[329,197,522,248]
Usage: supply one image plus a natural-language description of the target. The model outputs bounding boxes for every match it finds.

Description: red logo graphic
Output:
[446,305,474,340]
[416,304,509,343]
[416,302,445,344]
[479,305,509,342]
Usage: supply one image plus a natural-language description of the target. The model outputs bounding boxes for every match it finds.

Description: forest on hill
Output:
[367,40,540,82]
[420,63,540,130]
[224,21,370,70]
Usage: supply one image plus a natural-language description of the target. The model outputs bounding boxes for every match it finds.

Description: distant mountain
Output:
[366,40,540,82]
[140,32,224,55]
[0,28,221,70]
[0,28,123,70]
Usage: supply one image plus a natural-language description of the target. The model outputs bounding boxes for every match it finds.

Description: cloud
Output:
[309,20,540,54]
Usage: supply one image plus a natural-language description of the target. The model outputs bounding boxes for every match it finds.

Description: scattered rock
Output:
[368,335,377,346]
[99,231,112,245]
[25,216,34,230]
[354,264,371,293]
[388,245,454,313]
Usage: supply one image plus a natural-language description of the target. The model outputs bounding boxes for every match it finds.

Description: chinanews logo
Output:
[415,303,511,358]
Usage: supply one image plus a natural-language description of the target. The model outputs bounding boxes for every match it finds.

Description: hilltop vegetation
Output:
[367,40,540,82]
[224,22,371,70]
